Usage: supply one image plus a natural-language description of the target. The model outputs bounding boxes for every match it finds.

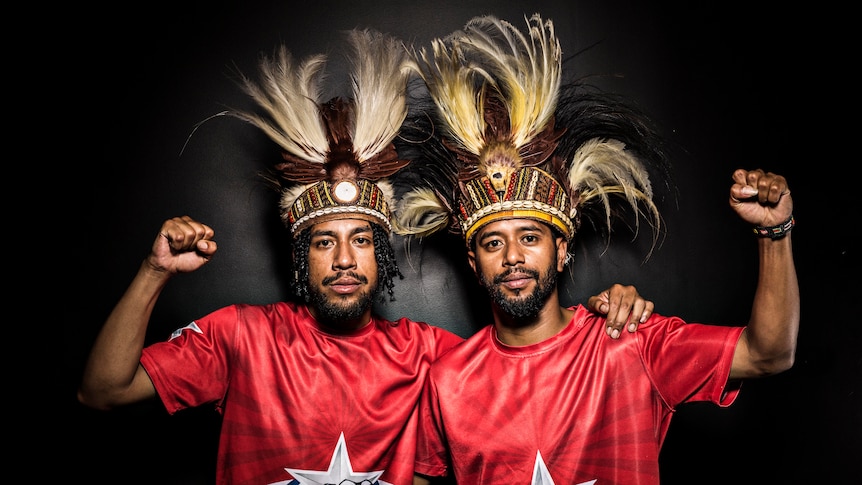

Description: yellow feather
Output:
[457,14,562,148]
[410,39,486,156]
[408,13,562,194]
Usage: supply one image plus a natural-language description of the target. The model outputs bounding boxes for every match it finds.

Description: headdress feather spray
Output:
[394,13,671,259]
[231,29,413,236]
[408,14,564,187]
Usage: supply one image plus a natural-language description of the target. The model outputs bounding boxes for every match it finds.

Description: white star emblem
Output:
[282,432,389,485]
[169,321,202,340]
[532,450,596,485]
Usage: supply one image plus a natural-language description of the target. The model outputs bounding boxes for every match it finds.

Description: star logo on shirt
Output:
[532,450,596,485]
[169,321,202,340]
[282,432,391,485]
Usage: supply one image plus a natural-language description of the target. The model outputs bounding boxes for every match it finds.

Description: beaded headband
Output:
[285,178,391,236]
[459,167,575,246]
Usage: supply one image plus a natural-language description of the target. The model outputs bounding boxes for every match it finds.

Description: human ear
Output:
[556,238,568,271]
[467,250,477,274]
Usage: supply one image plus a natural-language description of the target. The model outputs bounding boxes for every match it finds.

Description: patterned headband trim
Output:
[464,207,573,247]
[286,179,391,235]
[458,166,575,246]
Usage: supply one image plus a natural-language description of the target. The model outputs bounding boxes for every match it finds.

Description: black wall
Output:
[69,1,858,483]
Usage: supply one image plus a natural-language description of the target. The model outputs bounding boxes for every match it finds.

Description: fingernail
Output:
[628,323,637,333]
[640,312,648,323]
[742,187,758,196]
[611,328,620,339]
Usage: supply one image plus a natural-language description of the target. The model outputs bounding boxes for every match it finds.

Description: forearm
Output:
[731,234,800,379]
[78,260,170,409]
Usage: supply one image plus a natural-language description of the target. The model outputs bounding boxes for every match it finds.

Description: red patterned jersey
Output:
[140,301,463,485]
[415,305,744,485]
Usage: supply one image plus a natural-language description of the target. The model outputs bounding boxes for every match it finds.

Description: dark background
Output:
[68,1,858,483]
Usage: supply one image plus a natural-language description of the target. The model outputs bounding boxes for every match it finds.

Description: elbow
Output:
[739,323,799,378]
[771,350,796,374]
[752,349,796,377]
[77,384,122,412]
[77,388,110,411]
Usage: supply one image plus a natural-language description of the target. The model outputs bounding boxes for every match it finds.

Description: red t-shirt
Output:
[140,301,463,485]
[415,305,744,485]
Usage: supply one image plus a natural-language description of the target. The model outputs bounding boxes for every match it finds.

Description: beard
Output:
[481,260,559,319]
[308,272,377,326]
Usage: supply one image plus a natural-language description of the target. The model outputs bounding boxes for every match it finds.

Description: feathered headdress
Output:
[394,13,668,256]
[232,29,413,237]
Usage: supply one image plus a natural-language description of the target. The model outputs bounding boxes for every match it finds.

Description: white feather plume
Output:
[348,29,412,163]
[235,46,330,163]
[392,188,453,238]
[568,138,662,251]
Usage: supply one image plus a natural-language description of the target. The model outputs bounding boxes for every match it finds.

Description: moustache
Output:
[492,267,539,285]
[322,271,368,286]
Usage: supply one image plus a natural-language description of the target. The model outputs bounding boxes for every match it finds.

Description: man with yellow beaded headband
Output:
[397,13,800,485]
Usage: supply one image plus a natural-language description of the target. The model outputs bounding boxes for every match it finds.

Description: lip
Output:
[500,273,533,289]
[329,277,362,294]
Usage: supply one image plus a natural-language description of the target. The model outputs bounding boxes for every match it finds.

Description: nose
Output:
[502,241,524,266]
[333,243,357,270]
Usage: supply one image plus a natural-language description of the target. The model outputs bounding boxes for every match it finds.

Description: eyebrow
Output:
[349,224,374,237]
[478,221,546,242]
[310,223,373,239]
